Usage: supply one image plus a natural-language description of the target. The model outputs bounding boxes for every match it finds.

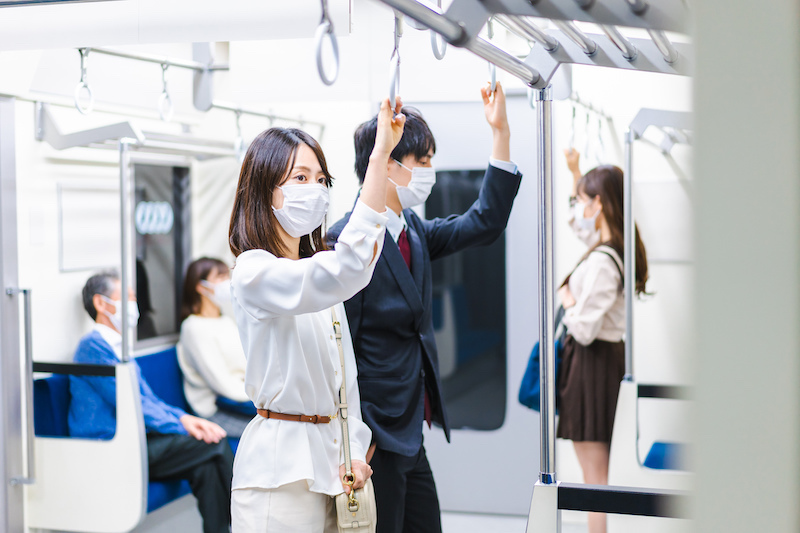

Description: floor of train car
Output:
[442,512,585,532]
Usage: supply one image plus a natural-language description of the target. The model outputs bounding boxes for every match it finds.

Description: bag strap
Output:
[593,245,624,287]
[332,307,359,509]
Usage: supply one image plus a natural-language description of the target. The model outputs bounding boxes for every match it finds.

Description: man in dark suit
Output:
[326,83,522,533]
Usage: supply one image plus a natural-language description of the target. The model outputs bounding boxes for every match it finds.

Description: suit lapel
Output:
[405,221,425,293]
[382,232,425,318]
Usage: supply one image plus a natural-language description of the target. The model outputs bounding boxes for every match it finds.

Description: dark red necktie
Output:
[398,228,411,270]
[398,228,430,427]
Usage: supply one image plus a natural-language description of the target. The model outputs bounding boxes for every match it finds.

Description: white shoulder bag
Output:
[332,308,377,533]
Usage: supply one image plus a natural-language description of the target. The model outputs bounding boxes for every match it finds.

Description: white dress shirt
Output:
[230,200,386,496]
[177,315,249,418]
[562,247,625,346]
[93,323,122,358]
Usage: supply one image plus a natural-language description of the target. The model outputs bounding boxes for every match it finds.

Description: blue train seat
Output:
[32,346,240,516]
[643,441,689,471]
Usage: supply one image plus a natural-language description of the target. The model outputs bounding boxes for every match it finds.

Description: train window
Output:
[427,169,507,431]
[133,164,191,344]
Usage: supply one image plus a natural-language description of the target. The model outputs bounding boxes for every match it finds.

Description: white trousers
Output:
[231,480,338,533]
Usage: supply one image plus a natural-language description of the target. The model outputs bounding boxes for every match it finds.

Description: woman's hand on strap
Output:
[360,97,406,213]
[340,460,373,494]
[373,97,406,157]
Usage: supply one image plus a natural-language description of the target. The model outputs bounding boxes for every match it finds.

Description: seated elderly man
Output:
[68,270,233,533]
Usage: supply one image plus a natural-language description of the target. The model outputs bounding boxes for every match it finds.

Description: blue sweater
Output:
[68,330,187,439]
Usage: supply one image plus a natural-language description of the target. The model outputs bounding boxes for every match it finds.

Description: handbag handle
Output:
[331,307,360,512]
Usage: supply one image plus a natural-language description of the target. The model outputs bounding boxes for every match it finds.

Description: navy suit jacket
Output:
[326,164,522,456]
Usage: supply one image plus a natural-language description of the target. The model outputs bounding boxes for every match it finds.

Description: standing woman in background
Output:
[557,149,649,533]
[227,98,405,531]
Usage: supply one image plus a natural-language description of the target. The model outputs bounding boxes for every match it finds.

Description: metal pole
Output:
[623,129,635,380]
[86,47,228,72]
[494,15,560,52]
[600,25,638,61]
[647,29,679,63]
[371,0,466,45]
[467,37,541,87]
[119,140,134,363]
[535,86,556,484]
[553,20,597,56]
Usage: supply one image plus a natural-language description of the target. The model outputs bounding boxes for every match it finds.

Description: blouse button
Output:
[330,335,333,340]
[334,439,338,444]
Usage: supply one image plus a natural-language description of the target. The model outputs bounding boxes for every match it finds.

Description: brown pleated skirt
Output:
[556,335,625,443]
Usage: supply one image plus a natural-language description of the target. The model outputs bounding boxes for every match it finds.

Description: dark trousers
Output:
[370,445,442,533]
[147,433,233,533]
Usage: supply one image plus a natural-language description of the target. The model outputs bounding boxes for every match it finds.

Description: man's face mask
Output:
[100,295,140,332]
[389,159,436,210]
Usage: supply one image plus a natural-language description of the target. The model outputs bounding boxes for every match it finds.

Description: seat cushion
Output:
[137,347,190,413]
[147,480,192,513]
[34,375,71,437]
[644,441,689,471]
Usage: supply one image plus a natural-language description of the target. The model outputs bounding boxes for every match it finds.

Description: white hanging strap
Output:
[158,63,174,122]
[389,13,403,108]
[486,18,496,92]
[74,48,94,115]
[315,0,340,86]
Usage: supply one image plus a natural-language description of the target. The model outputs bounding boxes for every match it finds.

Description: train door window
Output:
[133,164,191,344]
[427,169,506,430]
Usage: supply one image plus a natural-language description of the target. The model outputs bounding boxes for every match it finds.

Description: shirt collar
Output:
[93,323,122,359]
[385,209,408,243]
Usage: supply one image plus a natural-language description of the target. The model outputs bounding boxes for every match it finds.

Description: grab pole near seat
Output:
[623,129,635,380]
[535,86,557,485]
[119,139,134,362]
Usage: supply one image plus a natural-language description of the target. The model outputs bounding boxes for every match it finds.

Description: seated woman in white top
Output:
[228,98,406,531]
[178,257,253,438]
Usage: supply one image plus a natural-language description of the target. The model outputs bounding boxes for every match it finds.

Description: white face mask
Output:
[571,200,601,247]
[272,183,330,238]
[100,295,140,332]
[389,160,436,210]
[200,278,233,316]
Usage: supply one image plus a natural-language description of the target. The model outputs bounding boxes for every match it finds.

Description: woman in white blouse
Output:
[227,98,406,532]
[557,149,649,533]
[178,257,253,438]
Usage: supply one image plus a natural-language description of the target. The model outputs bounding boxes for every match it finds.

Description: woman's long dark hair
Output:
[180,257,229,322]
[229,128,333,259]
[577,165,649,295]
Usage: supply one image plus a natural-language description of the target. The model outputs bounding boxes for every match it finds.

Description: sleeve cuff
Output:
[352,200,389,227]
[489,158,518,175]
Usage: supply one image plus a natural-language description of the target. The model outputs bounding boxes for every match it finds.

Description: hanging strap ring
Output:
[431,31,447,60]
[388,51,400,109]
[315,0,339,87]
[74,81,93,115]
[74,48,93,115]
[158,64,174,121]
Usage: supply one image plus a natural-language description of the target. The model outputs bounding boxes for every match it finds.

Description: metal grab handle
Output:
[74,48,94,115]
[7,288,35,486]
[389,51,400,109]
[488,63,497,92]
[158,64,174,121]
[314,20,340,86]
[430,30,446,60]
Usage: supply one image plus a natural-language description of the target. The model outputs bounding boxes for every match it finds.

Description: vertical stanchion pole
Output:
[535,86,556,484]
[623,129,635,380]
[119,140,134,363]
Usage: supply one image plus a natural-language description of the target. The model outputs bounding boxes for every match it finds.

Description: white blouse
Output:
[563,247,625,346]
[177,315,249,418]
[230,200,386,496]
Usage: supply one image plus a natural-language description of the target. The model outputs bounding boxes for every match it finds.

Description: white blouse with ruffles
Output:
[230,200,386,496]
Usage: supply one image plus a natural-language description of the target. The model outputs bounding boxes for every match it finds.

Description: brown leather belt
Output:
[257,409,334,424]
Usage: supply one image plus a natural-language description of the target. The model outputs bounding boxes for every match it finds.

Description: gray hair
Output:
[82,270,120,321]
